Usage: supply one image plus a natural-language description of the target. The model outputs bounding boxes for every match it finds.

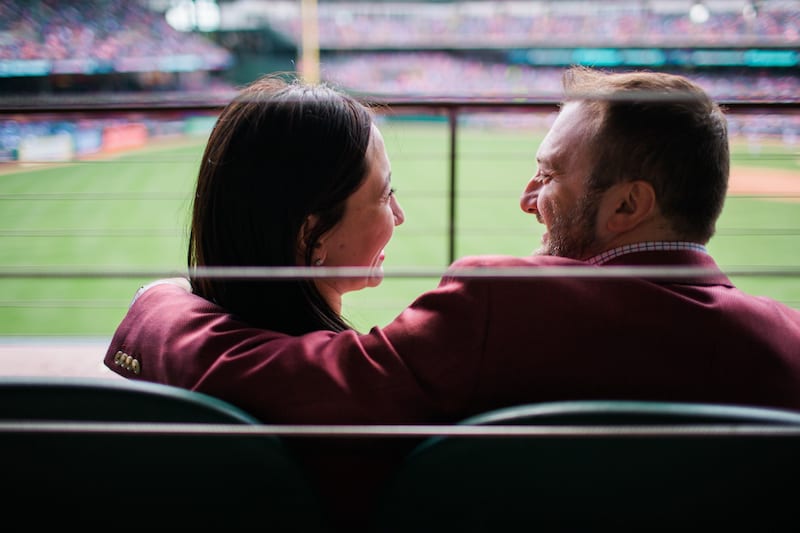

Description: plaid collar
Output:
[586,241,708,265]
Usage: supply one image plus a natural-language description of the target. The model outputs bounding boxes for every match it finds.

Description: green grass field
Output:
[1,119,799,336]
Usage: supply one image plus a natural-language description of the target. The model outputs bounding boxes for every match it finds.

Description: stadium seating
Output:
[372,400,800,532]
[6,380,800,531]
[0,377,327,531]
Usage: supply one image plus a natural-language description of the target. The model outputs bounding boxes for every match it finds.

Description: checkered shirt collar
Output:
[586,241,709,265]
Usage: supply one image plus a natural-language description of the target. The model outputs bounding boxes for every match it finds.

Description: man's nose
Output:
[519,178,540,214]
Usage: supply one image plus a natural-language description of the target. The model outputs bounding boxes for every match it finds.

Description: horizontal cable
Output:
[0,191,797,201]
[4,229,800,238]
[0,229,181,237]
[0,300,121,309]
[2,155,798,168]
[1,96,798,115]
[453,227,800,236]
[1,265,800,280]
[3,298,799,312]
[1,421,799,438]
[432,191,800,200]
[0,193,187,200]
[714,228,800,236]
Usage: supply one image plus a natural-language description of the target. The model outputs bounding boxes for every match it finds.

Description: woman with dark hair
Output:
[114,75,405,531]
[181,74,404,335]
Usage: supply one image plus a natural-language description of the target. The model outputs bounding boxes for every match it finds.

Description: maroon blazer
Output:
[104,250,800,530]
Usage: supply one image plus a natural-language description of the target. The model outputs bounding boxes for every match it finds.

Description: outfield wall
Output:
[1,114,218,163]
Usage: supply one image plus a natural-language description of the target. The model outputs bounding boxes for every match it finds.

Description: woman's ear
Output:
[297,214,320,257]
[605,180,656,233]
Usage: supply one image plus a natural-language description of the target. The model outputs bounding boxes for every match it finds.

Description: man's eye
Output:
[387,188,396,198]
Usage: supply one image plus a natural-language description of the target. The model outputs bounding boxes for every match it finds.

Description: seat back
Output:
[0,376,260,422]
[373,400,800,532]
[0,377,327,531]
[454,398,800,425]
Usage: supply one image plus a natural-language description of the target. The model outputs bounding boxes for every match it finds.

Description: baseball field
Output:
[1,119,799,337]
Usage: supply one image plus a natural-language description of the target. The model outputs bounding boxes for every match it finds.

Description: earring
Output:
[313,258,324,266]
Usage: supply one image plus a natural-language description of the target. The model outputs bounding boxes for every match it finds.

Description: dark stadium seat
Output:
[372,400,800,532]
[0,377,327,531]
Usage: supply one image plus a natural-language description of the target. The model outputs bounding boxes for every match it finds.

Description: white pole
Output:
[300,0,320,83]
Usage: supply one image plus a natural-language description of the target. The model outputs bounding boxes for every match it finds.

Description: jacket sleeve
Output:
[198,268,492,423]
[378,257,492,416]
[104,278,489,424]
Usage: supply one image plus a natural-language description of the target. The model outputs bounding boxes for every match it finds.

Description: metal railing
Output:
[2,95,795,265]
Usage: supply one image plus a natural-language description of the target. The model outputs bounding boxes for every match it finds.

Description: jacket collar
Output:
[601,249,733,287]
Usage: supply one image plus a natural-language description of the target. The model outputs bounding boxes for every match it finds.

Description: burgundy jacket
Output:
[104,250,800,530]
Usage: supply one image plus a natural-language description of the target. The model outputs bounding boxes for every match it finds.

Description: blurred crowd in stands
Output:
[321,52,800,101]
[265,0,800,48]
[0,1,231,71]
[319,51,800,145]
[1,0,799,152]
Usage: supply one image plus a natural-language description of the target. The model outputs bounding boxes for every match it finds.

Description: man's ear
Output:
[605,180,656,233]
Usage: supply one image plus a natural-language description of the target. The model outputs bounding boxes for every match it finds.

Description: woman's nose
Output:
[520,178,540,214]
[392,196,405,226]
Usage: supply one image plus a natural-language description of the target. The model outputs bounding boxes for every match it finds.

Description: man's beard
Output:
[543,189,602,260]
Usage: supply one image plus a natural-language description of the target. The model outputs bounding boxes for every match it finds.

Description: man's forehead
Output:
[537,103,591,164]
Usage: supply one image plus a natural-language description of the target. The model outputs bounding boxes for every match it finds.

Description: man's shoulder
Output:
[450,254,585,268]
